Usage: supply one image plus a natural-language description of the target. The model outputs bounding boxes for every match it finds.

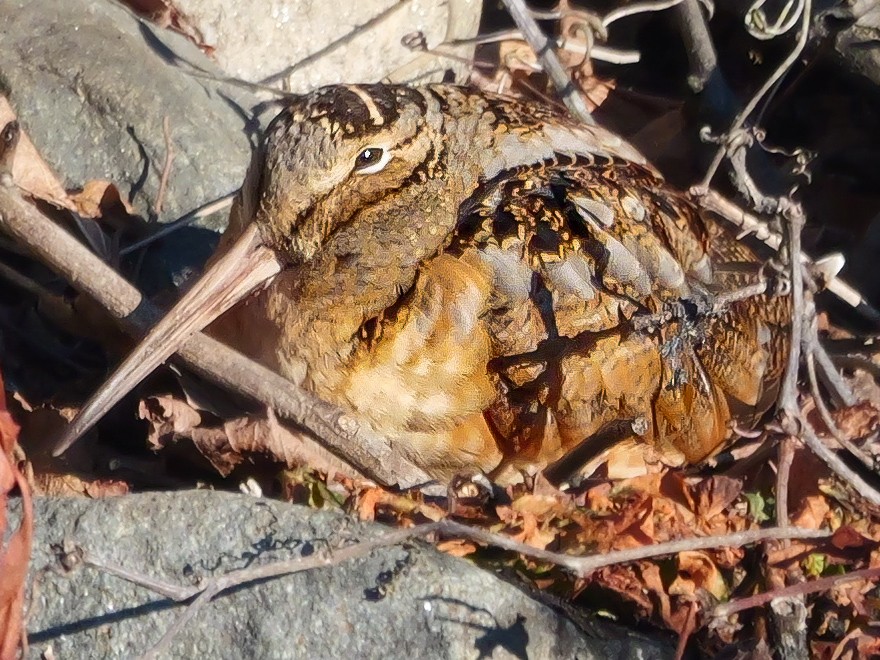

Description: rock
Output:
[0,0,256,229]
[16,491,674,659]
[817,0,880,89]
[170,0,482,90]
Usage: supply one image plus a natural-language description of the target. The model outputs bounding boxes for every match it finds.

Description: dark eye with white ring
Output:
[354,147,392,174]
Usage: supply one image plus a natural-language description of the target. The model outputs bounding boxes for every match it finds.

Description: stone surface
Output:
[0,0,256,229]
[172,0,482,89]
[15,491,674,659]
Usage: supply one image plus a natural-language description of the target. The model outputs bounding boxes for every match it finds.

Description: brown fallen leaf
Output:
[141,393,364,479]
[691,475,744,521]
[0,367,32,660]
[33,472,129,498]
[120,0,213,55]
[436,539,478,557]
[669,550,728,601]
[831,401,880,440]
[0,99,73,210]
[70,180,135,220]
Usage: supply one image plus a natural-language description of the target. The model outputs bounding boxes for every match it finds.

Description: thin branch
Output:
[811,335,856,407]
[603,0,684,28]
[806,341,873,470]
[120,192,236,256]
[797,422,880,508]
[697,0,812,191]
[776,436,795,528]
[500,0,595,125]
[84,521,831,599]
[676,0,717,92]
[77,518,829,657]
[447,29,641,65]
[712,566,880,619]
[153,116,174,216]
[778,202,805,413]
[694,190,859,406]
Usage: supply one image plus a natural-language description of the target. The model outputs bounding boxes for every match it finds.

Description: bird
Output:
[59,83,791,481]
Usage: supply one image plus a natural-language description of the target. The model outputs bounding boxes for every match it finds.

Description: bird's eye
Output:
[353,147,392,174]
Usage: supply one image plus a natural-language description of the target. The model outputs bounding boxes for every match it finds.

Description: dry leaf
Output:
[70,180,135,219]
[0,368,32,659]
[0,97,73,209]
[831,401,880,440]
[34,473,130,498]
[141,394,362,479]
[791,495,832,530]
[141,394,203,448]
[670,550,728,601]
[692,475,743,521]
[436,539,478,557]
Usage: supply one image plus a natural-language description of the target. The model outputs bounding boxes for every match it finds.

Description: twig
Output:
[694,190,860,406]
[500,0,595,125]
[697,0,812,192]
[602,0,684,28]
[806,338,873,470]
[0,260,60,303]
[0,180,431,488]
[712,566,880,619]
[446,29,642,65]
[798,422,880,507]
[120,192,236,256]
[83,522,831,600]
[676,0,717,92]
[776,436,795,529]
[528,0,683,28]
[811,336,856,407]
[778,201,805,414]
[78,518,829,656]
[695,189,877,331]
[153,116,174,216]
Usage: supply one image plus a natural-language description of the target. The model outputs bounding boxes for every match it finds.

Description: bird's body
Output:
[207,83,790,479]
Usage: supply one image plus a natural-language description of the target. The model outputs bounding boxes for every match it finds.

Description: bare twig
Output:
[697,0,812,192]
[696,189,875,331]
[805,334,874,470]
[778,202,805,414]
[776,436,795,528]
[120,192,236,256]
[446,29,642,65]
[811,336,856,407]
[798,422,880,507]
[712,566,880,619]
[676,0,717,92]
[78,518,829,656]
[528,0,683,28]
[500,0,595,125]
[154,116,174,216]
[602,0,684,28]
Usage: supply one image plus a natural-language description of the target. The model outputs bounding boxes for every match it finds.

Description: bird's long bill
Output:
[53,223,281,456]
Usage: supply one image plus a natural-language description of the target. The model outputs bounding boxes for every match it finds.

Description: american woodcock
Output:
[58,84,791,480]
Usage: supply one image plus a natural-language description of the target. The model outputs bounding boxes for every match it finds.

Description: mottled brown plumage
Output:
[204,83,790,479]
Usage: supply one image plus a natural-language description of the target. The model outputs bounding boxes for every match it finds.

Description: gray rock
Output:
[15,491,674,659]
[818,0,880,89]
[171,0,482,89]
[0,0,256,229]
